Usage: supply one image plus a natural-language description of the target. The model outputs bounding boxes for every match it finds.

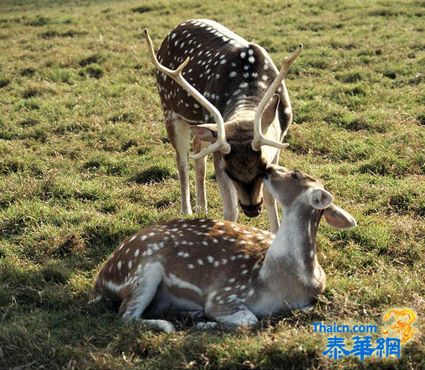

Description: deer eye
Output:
[291,172,300,180]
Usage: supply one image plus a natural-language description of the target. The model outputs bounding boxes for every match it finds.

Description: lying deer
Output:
[92,165,356,332]
[145,20,302,232]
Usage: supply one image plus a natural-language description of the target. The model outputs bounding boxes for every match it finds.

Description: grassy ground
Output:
[0,0,424,368]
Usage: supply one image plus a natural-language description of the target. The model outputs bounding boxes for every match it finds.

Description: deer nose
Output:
[240,200,263,217]
[264,165,288,179]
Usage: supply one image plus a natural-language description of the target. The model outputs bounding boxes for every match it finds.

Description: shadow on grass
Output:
[130,166,176,184]
[1,262,423,370]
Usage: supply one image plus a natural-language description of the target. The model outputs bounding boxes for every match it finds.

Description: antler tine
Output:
[144,29,231,159]
[252,43,303,151]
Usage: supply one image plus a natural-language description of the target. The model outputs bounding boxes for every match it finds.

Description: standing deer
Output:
[92,165,356,332]
[145,20,302,232]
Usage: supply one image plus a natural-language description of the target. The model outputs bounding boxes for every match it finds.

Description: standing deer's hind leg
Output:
[166,118,192,215]
[120,262,175,333]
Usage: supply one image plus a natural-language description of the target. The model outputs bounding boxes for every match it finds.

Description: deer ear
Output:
[191,124,217,143]
[261,95,280,130]
[307,188,333,210]
[323,204,357,229]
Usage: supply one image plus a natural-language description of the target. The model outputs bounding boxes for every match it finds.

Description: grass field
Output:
[0,0,424,368]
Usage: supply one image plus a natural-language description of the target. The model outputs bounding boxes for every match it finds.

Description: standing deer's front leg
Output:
[213,152,238,221]
[193,136,207,214]
[166,118,192,215]
[263,150,281,233]
[264,188,279,233]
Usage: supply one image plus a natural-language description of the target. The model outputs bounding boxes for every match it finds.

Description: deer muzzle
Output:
[239,199,263,217]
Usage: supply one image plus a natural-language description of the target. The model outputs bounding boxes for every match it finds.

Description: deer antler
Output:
[252,44,303,151]
[144,29,231,159]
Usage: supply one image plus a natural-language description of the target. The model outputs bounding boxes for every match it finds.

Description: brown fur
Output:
[93,219,273,306]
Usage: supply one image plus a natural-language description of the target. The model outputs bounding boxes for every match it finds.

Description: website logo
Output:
[382,308,416,344]
[313,308,417,360]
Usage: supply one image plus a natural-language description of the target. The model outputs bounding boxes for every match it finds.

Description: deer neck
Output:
[260,204,323,287]
[223,99,257,121]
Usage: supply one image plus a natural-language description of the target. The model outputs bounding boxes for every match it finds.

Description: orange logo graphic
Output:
[382,308,416,344]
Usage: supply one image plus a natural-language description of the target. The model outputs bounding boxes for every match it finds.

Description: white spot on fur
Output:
[259,81,268,90]
[165,273,202,296]
[227,294,238,301]
[103,279,128,293]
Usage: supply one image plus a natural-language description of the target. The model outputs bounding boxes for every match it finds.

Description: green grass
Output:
[0,0,424,368]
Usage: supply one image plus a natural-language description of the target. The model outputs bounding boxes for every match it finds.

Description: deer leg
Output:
[264,152,280,233]
[119,263,176,333]
[193,136,207,214]
[213,152,238,221]
[204,300,259,330]
[174,309,218,330]
[196,321,219,330]
[264,188,279,233]
[166,118,192,215]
